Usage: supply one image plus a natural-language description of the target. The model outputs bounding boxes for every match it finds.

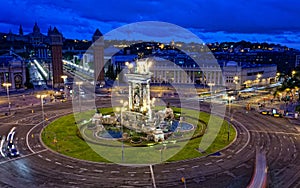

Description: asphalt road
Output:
[0,97,299,187]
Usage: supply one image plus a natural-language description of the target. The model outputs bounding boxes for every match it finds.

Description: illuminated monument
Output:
[126,58,153,118]
[93,58,193,143]
[120,58,173,142]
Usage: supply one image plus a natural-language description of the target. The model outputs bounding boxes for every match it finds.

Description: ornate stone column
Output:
[128,82,132,110]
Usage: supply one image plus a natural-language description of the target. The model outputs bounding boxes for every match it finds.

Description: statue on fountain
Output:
[164,103,174,120]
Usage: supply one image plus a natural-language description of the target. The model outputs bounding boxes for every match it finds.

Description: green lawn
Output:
[42,107,236,164]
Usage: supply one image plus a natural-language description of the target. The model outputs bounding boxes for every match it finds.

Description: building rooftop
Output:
[218,60,276,69]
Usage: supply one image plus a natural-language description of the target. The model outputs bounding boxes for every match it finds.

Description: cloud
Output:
[0,0,300,49]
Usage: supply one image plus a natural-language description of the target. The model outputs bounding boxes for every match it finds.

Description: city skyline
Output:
[0,0,300,49]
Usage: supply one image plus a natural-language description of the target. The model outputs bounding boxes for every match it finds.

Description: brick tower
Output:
[92,29,105,85]
[49,27,63,88]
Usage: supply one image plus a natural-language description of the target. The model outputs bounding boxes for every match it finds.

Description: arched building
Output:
[0,51,26,91]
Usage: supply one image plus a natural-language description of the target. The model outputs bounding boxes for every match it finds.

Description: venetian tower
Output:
[49,27,63,88]
[92,29,105,84]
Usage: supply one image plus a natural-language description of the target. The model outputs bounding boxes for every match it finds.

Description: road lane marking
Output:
[66,165,74,168]
[149,165,157,188]
[176,168,185,171]
[0,136,6,157]
[68,182,78,184]
[26,121,44,153]
[205,162,212,166]
[94,169,103,173]
[0,149,47,165]
[192,165,199,168]
[111,171,120,174]
[128,171,137,174]
[45,158,51,162]
[55,161,62,165]
[248,130,300,136]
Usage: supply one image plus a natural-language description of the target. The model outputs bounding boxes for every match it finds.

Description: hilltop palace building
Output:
[119,57,277,90]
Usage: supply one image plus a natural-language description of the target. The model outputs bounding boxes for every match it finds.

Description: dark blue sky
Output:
[1,0,300,49]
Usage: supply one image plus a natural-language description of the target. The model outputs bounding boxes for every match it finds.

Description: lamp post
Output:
[276,72,280,82]
[37,94,47,127]
[119,101,128,163]
[160,143,167,162]
[234,76,239,93]
[207,82,215,98]
[292,70,296,78]
[75,81,83,112]
[116,75,119,88]
[2,83,11,115]
[228,96,235,142]
[61,75,67,98]
[256,74,262,87]
[121,114,124,162]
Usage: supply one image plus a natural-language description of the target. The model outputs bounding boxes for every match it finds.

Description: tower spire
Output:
[19,24,23,36]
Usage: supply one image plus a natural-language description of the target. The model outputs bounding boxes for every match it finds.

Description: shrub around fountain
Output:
[130,136,142,144]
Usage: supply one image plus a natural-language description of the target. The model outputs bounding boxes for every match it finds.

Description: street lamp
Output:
[75,81,83,112]
[2,83,11,115]
[116,75,120,90]
[228,96,235,142]
[207,82,215,97]
[159,143,167,162]
[36,94,47,127]
[276,72,280,82]
[256,74,262,86]
[61,75,68,98]
[119,100,128,163]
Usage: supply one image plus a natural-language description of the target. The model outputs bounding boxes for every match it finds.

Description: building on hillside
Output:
[0,51,26,91]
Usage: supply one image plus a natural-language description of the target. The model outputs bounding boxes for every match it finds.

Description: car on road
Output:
[272,113,282,118]
[270,108,282,118]
[7,140,13,149]
[259,109,271,115]
[60,98,67,103]
[7,144,19,157]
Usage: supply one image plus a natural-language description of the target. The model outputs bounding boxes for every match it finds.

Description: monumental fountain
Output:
[90,58,194,143]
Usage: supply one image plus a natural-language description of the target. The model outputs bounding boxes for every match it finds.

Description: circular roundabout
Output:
[1,100,300,187]
[41,107,236,164]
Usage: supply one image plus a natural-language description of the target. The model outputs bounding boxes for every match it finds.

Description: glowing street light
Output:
[207,82,215,96]
[61,75,68,98]
[256,74,262,86]
[257,74,262,79]
[292,70,296,77]
[234,76,239,91]
[36,94,47,127]
[116,75,119,88]
[61,75,67,82]
[2,83,11,115]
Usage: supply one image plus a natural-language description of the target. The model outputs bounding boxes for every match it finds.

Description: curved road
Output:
[0,98,299,187]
